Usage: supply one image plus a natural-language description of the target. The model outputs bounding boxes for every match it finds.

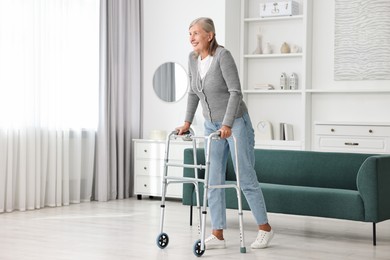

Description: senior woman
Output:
[176,17,274,250]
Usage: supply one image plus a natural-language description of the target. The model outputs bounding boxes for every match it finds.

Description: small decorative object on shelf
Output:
[252,34,263,54]
[280,72,287,89]
[291,44,301,53]
[263,42,273,54]
[289,73,298,89]
[256,120,273,141]
[255,83,274,90]
[280,123,294,141]
[149,130,167,140]
[280,42,291,53]
[260,1,299,17]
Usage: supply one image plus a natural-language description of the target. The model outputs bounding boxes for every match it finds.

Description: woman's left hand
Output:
[219,125,232,139]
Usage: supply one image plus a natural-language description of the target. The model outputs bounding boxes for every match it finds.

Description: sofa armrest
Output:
[357,155,390,222]
[182,148,205,206]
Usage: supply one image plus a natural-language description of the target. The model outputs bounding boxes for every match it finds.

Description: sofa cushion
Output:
[233,149,373,190]
[224,182,365,221]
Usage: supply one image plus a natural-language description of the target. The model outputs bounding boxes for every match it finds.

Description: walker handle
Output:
[209,131,221,140]
[171,128,195,141]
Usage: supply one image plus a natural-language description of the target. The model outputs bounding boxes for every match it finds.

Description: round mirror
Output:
[153,62,188,102]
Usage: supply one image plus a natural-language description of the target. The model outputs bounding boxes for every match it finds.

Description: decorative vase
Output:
[252,34,262,54]
[263,42,272,54]
[280,42,291,53]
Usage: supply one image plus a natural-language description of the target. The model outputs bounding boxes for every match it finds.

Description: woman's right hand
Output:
[175,121,191,135]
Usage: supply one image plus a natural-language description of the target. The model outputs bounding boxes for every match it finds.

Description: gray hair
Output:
[189,17,221,57]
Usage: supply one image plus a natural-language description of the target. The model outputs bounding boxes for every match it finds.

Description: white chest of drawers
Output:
[133,139,193,199]
[314,122,390,154]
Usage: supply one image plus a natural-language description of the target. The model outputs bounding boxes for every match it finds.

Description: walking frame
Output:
[156,129,246,257]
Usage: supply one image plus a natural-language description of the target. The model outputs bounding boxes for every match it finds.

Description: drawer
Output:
[134,159,164,176]
[135,141,192,160]
[317,136,387,152]
[134,159,184,177]
[135,142,165,159]
[135,175,162,196]
[315,124,390,137]
[135,175,183,198]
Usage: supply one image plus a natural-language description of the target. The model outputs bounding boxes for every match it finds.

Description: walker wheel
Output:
[156,232,169,249]
[193,239,205,257]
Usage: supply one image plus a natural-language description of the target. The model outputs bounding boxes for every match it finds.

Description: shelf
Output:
[307,89,390,94]
[244,53,302,59]
[244,89,302,94]
[244,15,303,23]
[255,140,303,150]
[244,89,390,94]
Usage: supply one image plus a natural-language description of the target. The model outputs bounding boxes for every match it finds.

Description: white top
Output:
[197,55,213,80]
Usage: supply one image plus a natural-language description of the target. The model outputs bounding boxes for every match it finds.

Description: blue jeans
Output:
[204,112,269,230]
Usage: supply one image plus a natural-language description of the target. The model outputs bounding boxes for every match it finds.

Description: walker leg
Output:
[159,179,167,234]
[200,186,208,251]
[232,135,246,253]
[192,182,207,257]
[236,188,246,253]
[157,178,169,249]
[194,182,202,234]
[192,140,203,234]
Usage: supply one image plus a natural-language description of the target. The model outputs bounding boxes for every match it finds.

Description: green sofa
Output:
[182,148,390,245]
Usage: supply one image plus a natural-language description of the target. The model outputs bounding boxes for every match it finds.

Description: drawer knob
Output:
[331,128,335,132]
[144,149,148,153]
[144,184,147,187]
[369,129,373,133]
[345,142,359,146]
[143,167,147,170]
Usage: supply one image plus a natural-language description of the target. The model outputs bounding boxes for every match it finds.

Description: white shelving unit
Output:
[240,0,312,150]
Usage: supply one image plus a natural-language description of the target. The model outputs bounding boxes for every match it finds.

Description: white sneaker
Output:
[251,230,274,249]
[204,234,226,249]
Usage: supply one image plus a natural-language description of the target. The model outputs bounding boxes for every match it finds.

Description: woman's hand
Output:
[219,125,231,139]
[175,121,191,135]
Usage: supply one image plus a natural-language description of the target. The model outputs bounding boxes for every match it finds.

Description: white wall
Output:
[311,0,390,126]
[312,0,390,90]
[142,0,233,138]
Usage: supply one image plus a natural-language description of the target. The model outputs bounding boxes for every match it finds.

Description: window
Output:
[0,0,99,129]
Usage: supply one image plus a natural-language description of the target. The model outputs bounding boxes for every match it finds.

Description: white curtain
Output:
[95,0,141,201]
[0,0,99,212]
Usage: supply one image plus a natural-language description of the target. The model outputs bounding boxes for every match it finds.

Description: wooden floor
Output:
[1,197,389,260]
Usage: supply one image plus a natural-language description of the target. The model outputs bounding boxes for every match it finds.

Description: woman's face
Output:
[189,23,211,57]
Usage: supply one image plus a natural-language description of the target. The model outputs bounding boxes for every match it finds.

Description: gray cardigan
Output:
[185,46,248,127]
